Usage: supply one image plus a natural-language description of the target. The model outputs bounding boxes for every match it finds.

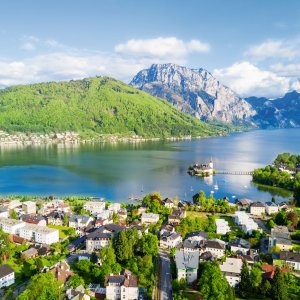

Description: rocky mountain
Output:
[130,63,256,125]
[245,91,300,128]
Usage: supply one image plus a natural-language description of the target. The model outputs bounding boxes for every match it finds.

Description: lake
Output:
[0,128,299,203]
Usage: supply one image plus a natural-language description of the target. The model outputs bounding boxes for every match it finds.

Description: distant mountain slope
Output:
[246,91,300,128]
[130,63,256,125]
[0,76,222,138]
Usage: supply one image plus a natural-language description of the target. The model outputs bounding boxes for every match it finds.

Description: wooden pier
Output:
[215,171,253,175]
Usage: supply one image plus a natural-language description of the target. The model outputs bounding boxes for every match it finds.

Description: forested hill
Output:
[0,77,222,139]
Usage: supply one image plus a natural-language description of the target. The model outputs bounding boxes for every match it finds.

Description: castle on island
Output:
[188,160,215,177]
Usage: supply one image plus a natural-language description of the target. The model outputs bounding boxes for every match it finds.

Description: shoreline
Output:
[0,130,227,147]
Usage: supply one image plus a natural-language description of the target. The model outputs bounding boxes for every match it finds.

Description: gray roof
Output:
[206,240,225,250]
[280,251,300,263]
[251,202,265,208]
[175,249,199,270]
[0,264,14,278]
[265,202,277,207]
[186,231,208,239]
[183,239,199,249]
[229,239,251,249]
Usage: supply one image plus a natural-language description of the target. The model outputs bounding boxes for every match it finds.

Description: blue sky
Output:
[0,0,300,97]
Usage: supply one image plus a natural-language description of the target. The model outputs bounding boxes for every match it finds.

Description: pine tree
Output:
[271,267,287,300]
[239,261,251,297]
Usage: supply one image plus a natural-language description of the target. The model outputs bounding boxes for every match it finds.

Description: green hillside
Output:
[0,76,222,138]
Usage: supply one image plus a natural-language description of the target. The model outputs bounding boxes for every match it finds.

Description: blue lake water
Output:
[0,128,299,203]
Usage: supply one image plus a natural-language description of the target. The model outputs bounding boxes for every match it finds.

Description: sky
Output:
[0,0,300,97]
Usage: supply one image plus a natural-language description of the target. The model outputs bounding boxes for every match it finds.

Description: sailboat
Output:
[213,181,219,190]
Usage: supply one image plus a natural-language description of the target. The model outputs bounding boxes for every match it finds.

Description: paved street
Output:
[159,250,172,300]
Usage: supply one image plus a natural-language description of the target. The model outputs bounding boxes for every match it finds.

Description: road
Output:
[158,249,172,300]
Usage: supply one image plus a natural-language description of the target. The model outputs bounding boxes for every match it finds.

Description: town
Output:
[0,189,299,300]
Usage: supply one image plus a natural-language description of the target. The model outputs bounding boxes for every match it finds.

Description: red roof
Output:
[261,264,289,280]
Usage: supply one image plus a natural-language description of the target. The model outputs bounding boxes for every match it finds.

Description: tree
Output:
[272,196,276,203]
[239,261,251,297]
[63,213,69,226]
[90,251,98,264]
[294,184,300,207]
[287,211,298,228]
[198,262,234,300]
[271,267,287,300]
[0,230,11,261]
[10,210,18,220]
[193,190,206,207]
[140,233,159,256]
[260,279,272,298]
[17,272,62,300]
[250,265,262,290]
[115,228,139,262]
[275,211,287,226]
[67,274,85,289]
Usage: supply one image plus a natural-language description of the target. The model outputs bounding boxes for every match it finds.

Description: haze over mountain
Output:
[130,63,300,128]
[245,91,300,128]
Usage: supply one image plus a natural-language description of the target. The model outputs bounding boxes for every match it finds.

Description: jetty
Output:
[215,171,253,175]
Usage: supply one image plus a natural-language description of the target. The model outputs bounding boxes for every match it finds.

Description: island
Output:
[188,160,216,177]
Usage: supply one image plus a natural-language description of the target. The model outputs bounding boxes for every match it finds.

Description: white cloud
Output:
[245,39,299,61]
[213,61,296,97]
[20,35,39,52]
[21,42,36,51]
[115,37,210,60]
[270,63,300,77]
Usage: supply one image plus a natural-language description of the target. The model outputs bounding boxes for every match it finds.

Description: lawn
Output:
[47,224,75,239]
[186,211,208,218]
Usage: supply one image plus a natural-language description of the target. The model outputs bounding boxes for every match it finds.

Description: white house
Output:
[175,249,199,284]
[249,202,266,216]
[160,231,182,249]
[22,201,36,214]
[141,213,159,225]
[220,257,243,287]
[234,211,259,235]
[6,200,21,210]
[19,224,59,245]
[265,202,279,215]
[83,201,105,215]
[96,210,112,221]
[69,214,93,229]
[202,240,226,259]
[216,219,230,235]
[108,203,121,213]
[229,239,251,255]
[0,217,25,234]
[0,208,9,218]
[0,264,15,288]
[105,270,139,300]
[279,251,300,271]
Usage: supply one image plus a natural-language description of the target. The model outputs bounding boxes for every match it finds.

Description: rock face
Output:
[245,91,300,128]
[130,63,256,125]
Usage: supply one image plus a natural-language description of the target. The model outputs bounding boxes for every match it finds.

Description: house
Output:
[160,231,182,249]
[69,214,93,229]
[95,218,112,227]
[0,207,8,218]
[183,239,200,252]
[234,211,259,235]
[265,202,279,215]
[83,201,105,215]
[22,201,36,214]
[96,210,112,221]
[216,219,230,235]
[220,257,243,287]
[50,261,73,284]
[261,264,289,280]
[185,231,208,242]
[229,239,251,255]
[105,269,139,300]
[8,234,26,245]
[108,203,121,213]
[175,249,199,284]
[236,198,253,209]
[47,211,64,226]
[268,226,292,251]
[66,285,90,300]
[6,200,21,210]
[19,224,59,245]
[279,251,300,271]
[278,202,288,211]
[86,224,125,252]
[22,216,47,226]
[137,205,147,216]
[201,240,225,259]
[0,264,15,288]
[21,247,39,260]
[0,217,25,234]
[141,213,159,225]
[168,208,186,225]
[117,209,128,222]
[163,198,175,209]
[249,202,266,216]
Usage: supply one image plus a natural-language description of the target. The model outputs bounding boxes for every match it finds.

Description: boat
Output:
[190,186,194,192]
[231,195,236,198]
[213,184,219,190]
[210,190,215,194]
